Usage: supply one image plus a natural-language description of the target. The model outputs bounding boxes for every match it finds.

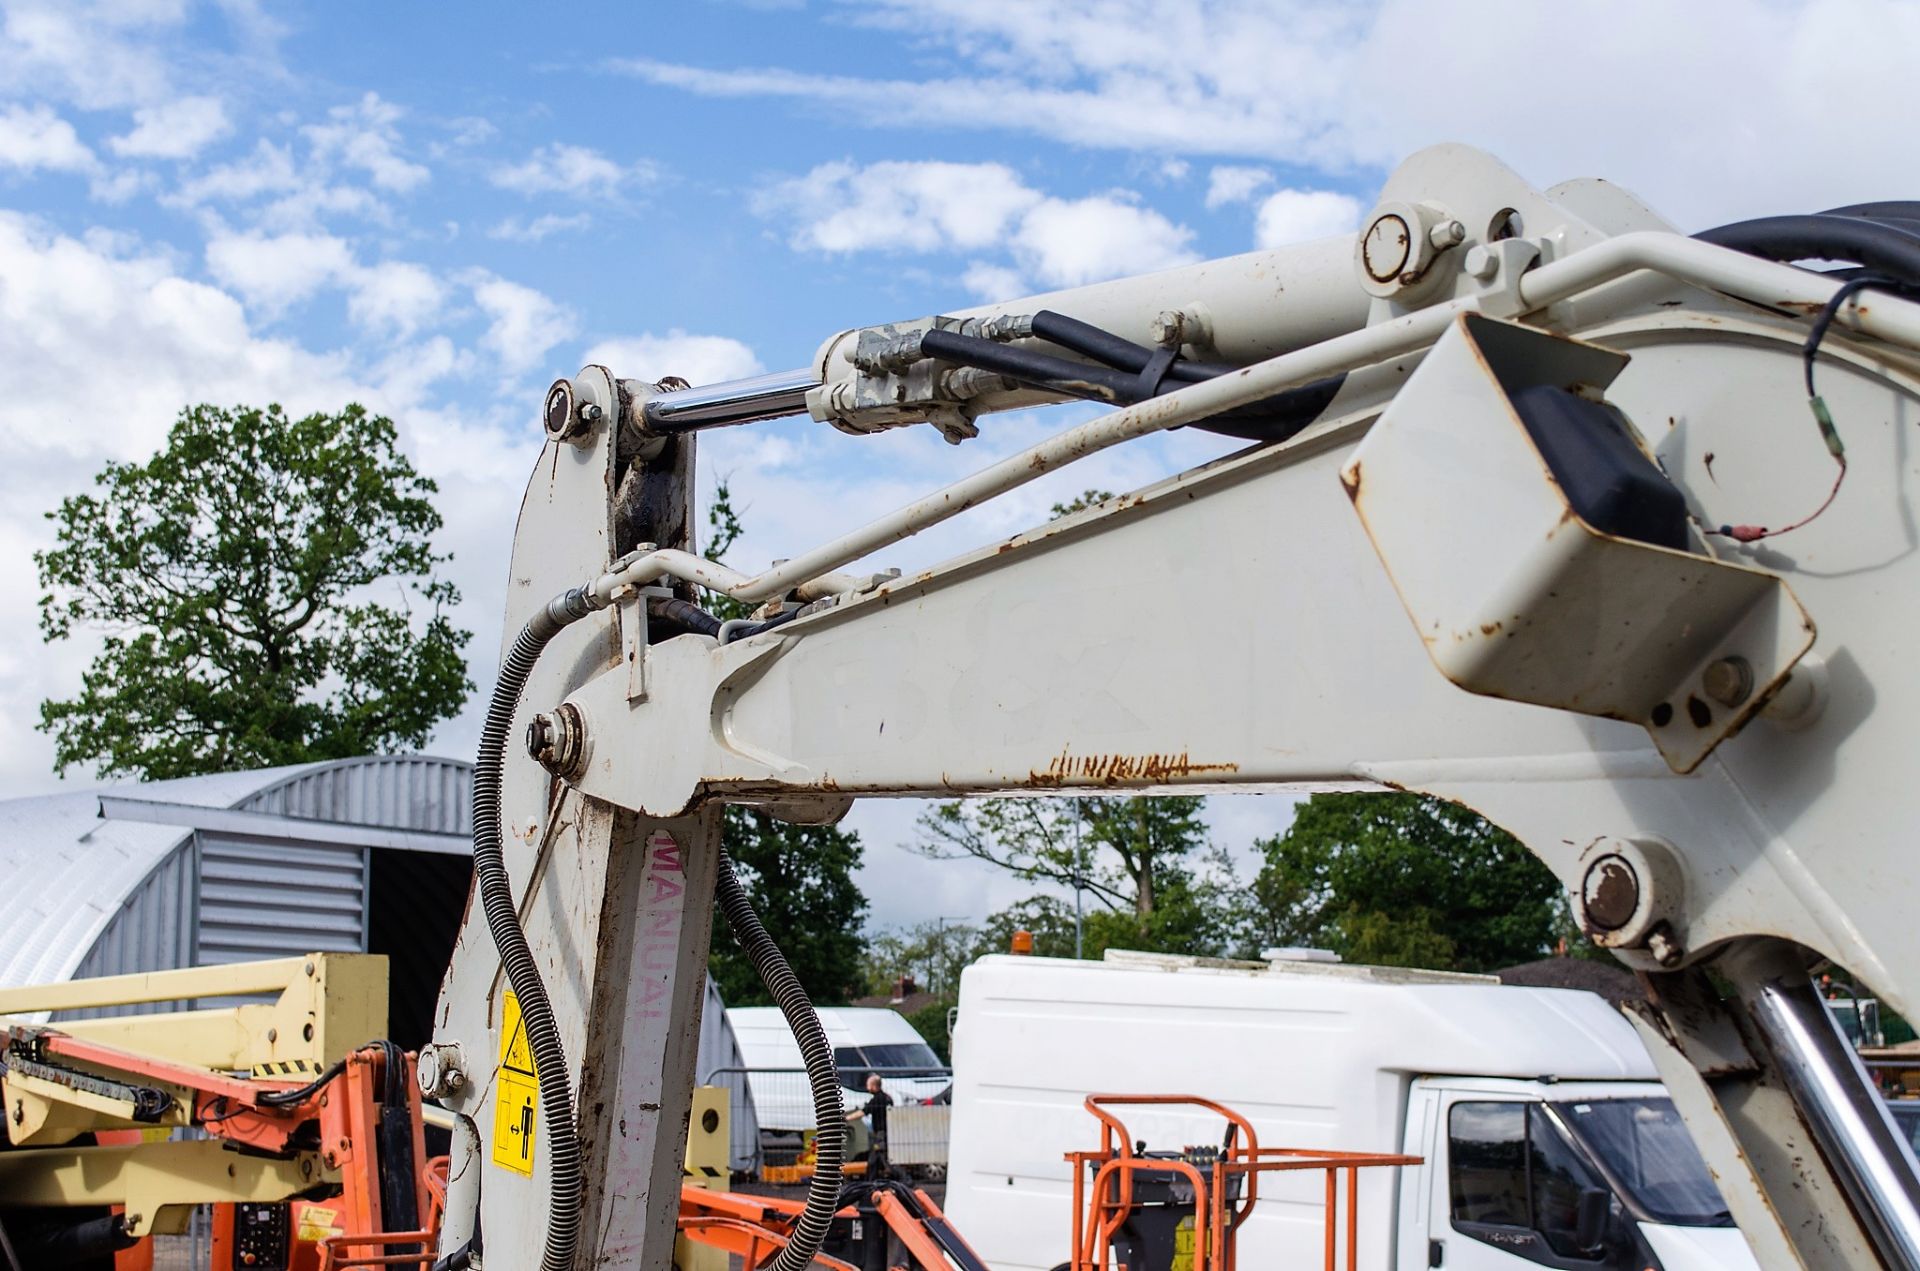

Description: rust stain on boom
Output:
[1026,749,1240,787]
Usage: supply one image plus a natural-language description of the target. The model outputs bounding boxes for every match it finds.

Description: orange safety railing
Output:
[1067,1094,1420,1271]
[315,1231,438,1270]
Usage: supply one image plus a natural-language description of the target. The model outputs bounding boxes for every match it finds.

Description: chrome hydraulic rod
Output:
[641,367,817,432]
[1748,970,1920,1271]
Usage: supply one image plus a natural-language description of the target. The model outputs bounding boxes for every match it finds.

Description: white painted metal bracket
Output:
[1343,313,1815,773]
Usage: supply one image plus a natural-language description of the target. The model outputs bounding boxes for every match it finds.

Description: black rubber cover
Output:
[1509,385,1689,551]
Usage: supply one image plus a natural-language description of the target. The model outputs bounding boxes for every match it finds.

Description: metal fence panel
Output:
[701,1066,951,1180]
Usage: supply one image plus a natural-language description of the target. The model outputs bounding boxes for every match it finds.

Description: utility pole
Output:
[933,915,968,996]
[1072,810,1085,960]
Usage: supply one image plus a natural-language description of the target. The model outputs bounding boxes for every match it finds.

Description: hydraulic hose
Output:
[648,595,724,638]
[1697,214,1920,287]
[1029,309,1235,383]
[918,327,1344,442]
[715,849,844,1271]
[473,584,600,1271]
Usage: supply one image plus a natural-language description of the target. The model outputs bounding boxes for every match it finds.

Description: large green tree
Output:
[701,479,871,1004]
[1250,792,1567,972]
[36,403,471,780]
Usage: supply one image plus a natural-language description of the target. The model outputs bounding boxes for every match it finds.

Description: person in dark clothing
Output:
[845,1073,894,1177]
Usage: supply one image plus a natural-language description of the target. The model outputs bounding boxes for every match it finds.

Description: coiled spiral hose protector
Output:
[716,849,846,1271]
[473,588,596,1271]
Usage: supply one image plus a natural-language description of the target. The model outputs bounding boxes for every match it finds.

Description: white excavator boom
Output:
[428,145,1920,1271]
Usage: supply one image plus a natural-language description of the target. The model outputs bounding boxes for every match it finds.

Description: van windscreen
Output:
[1554,1097,1733,1227]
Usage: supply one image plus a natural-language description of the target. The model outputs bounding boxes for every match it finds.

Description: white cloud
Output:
[302,92,428,193]
[1013,193,1197,288]
[1205,164,1271,209]
[171,138,302,205]
[580,331,764,386]
[961,260,1026,302]
[619,0,1920,230]
[760,159,1195,293]
[760,159,1041,253]
[0,1,179,112]
[487,212,592,243]
[109,95,230,159]
[1252,187,1361,248]
[205,231,449,336]
[469,273,575,373]
[490,143,653,198]
[347,260,446,337]
[0,104,96,174]
[205,229,356,313]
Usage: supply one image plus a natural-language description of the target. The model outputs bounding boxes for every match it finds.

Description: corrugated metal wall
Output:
[63,847,198,1019]
[50,755,473,1005]
[240,755,471,836]
[195,832,369,965]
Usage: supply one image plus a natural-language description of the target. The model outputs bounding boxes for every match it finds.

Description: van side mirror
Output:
[1572,1187,1610,1251]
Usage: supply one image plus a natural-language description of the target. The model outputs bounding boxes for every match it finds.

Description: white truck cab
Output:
[945,951,1757,1271]
[1404,1077,1752,1271]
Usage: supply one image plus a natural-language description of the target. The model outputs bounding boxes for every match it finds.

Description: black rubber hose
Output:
[257,1056,349,1105]
[1029,310,1235,382]
[474,585,599,1271]
[919,328,1345,442]
[649,596,724,638]
[715,849,843,1271]
[1696,215,1920,286]
[721,605,804,643]
[1822,202,1920,228]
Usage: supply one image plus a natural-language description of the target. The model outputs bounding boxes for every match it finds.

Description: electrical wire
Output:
[1705,276,1884,543]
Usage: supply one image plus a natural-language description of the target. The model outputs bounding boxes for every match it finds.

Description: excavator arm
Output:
[426,145,1920,1271]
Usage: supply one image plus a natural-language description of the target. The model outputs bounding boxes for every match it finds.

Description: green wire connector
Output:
[1809,395,1846,461]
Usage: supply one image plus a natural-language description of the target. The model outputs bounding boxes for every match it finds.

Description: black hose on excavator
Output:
[472,586,599,1271]
[715,848,845,1271]
[1697,213,1920,287]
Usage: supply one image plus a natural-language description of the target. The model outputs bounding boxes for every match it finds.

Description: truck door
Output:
[1425,1093,1634,1271]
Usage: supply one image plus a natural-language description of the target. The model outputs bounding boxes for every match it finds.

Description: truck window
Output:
[1449,1101,1529,1226]
[1450,1102,1610,1263]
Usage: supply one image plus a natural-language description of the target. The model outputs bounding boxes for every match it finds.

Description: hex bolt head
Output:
[1581,854,1641,932]
[1429,219,1467,250]
[525,714,556,761]
[1148,310,1186,348]
[527,703,587,778]
[1703,656,1755,708]
[1464,245,1500,281]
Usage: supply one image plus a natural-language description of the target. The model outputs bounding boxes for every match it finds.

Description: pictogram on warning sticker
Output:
[492,990,538,1176]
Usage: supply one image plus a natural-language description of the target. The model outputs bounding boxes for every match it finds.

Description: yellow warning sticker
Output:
[492,990,538,1176]
[295,1204,341,1244]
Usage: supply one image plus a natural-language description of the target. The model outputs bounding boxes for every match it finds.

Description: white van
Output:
[725,1004,950,1131]
[946,951,1757,1271]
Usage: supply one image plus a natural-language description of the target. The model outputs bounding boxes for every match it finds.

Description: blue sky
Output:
[1,0,1912,930]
